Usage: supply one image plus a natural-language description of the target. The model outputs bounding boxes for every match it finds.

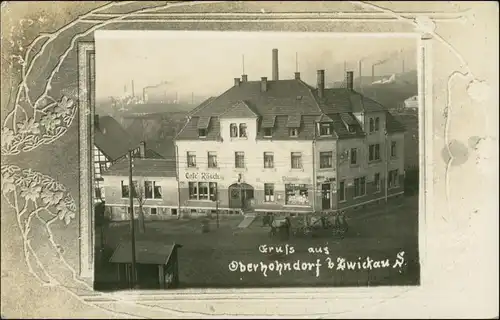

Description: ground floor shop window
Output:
[264,183,274,202]
[285,184,309,205]
[189,181,218,200]
[354,177,366,198]
[389,170,399,188]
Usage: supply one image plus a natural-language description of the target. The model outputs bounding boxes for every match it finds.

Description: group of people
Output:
[333,211,349,232]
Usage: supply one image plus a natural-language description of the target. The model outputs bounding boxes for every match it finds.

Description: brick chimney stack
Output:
[272,48,279,81]
[317,70,325,98]
[234,77,241,87]
[294,72,301,80]
[139,141,146,158]
[241,74,248,82]
[346,71,354,90]
[261,77,268,92]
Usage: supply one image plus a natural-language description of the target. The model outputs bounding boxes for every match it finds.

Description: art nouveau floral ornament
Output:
[1,165,77,285]
[1,95,77,155]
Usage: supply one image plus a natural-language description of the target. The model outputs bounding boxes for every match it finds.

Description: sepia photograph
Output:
[92,31,420,290]
[1,1,497,318]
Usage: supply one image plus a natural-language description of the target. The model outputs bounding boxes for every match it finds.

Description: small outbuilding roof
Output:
[109,241,182,265]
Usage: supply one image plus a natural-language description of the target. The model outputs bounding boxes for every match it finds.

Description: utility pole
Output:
[358,60,362,93]
[215,183,219,229]
[128,150,137,288]
[384,130,389,204]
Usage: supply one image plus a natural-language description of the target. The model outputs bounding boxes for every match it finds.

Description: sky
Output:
[95,30,418,101]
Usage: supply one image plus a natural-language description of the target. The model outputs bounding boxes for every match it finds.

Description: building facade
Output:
[94,115,163,202]
[101,158,179,221]
[174,48,406,216]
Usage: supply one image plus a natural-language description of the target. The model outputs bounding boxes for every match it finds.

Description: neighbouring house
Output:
[174,48,405,216]
[404,95,418,111]
[94,115,163,202]
[101,154,179,221]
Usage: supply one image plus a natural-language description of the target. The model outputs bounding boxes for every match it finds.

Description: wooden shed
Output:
[109,241,182,289]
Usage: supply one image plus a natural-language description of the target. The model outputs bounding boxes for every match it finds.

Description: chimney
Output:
[234,77,241,87]
[272,48,279,81]
[241,74,248,82]
[371,64,375,84]
[346,71,354,90]
[94,115,99,129]
[294,72,301,80]
[317,70,325,98]
[261,77,268,92]
[139,141,146,158]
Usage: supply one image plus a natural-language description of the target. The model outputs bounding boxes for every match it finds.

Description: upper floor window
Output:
[198,128,207,137]
[391,141,397,157]
[264,152,274,168]
[291,152,303,169]
[230,123,238,137]
[187,151,196,168]
[289,128,299,137]
[235,152,245,168]
[144,181,162,199]
[263,128,273,137]
[319,123,332,136]
[350,148,358,165]
[369,118,375,132]
[208,152,218,168]
[121,180,138,198]
[369,144,381,161]
[239,123,247,138]
[320,151,333,169]
[374,117,380,131]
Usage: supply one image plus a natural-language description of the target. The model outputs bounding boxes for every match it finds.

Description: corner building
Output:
[175,49,405,216]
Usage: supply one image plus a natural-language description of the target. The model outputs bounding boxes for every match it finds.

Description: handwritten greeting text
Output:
[228,245,406,278]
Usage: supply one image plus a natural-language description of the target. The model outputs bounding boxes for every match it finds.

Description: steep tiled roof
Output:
[191,79,322,117]
[187,96,216,117]
[261,115,276,128]
[197,116,211,129]
[286,114,302,128]
[329,113,365,138]
[102,158,177,178]
[177,77,404,141]
[219,100,259,118]
[385,111,406,133]
[94,116,138,161]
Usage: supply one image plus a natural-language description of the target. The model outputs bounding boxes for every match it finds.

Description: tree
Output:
[133,183,146,234]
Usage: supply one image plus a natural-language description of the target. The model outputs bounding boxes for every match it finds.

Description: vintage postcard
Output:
[1,1,498,318]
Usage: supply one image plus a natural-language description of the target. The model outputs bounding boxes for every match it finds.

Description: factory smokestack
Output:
[317,70,325,99]
[272,48,279,81]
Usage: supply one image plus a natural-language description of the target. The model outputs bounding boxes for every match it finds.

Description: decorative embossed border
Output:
[4,1,495,318]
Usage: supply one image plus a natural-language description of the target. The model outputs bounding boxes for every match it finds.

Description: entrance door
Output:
[242,188,254,209]
[321,183,331,210]
[228,183,255,209]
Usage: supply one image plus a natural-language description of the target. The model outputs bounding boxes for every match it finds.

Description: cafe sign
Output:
[282,176,311,184]
[185,172,223,181]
